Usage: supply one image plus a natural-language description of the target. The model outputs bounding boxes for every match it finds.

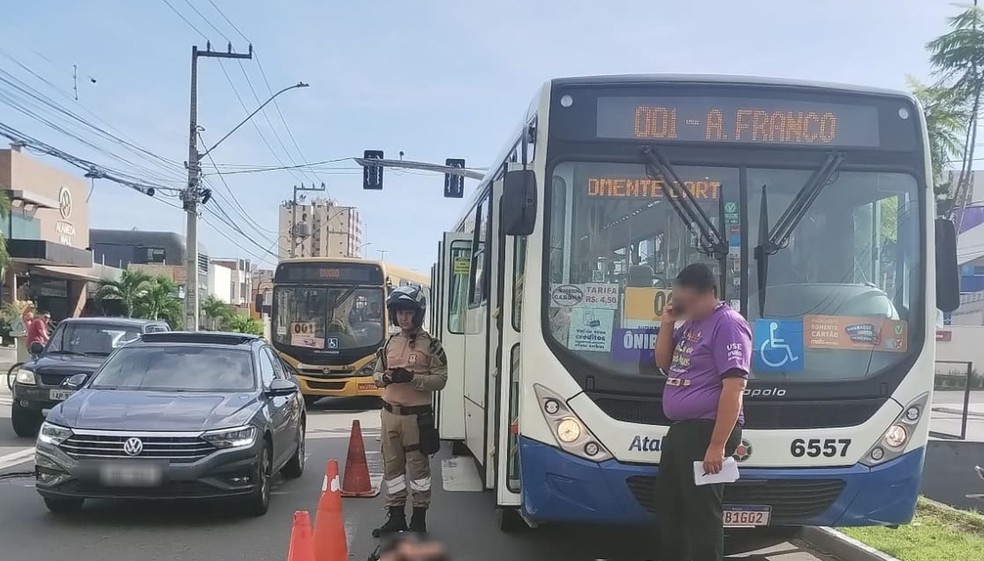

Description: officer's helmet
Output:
[386,285,426,327]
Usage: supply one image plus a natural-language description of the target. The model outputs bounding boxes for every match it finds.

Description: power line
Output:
[198,132,278,236]
[206,0,250,43]
[181,0,231,43]
[160,0,209,40]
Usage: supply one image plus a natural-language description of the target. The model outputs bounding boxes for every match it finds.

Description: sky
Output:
[0,0,962,274]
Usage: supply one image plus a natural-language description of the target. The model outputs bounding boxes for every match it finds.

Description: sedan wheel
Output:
[281,420,305,479]
[246,443,272,516]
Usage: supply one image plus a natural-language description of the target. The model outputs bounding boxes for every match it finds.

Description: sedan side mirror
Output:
[64,373,88,389]
[30,342,45,355]
[267,378,298,397]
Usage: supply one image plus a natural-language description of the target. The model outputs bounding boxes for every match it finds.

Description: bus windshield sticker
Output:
[550,284,618,310]
[613,327,659,363]
[623,287,671,329]
[804,315,907,353]
[568,308,614,352]
[752,319,804,373]
[596,96,880,147]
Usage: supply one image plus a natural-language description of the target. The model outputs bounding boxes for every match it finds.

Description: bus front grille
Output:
[306,380,348,390]
[625,476,846,524]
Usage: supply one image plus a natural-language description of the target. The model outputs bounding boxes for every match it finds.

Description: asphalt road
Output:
[0,382,847,561]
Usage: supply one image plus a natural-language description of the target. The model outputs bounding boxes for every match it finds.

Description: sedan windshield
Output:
[90,346,255,392]
[48,323,142,356]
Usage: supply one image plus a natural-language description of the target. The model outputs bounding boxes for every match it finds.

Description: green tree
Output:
[201,294,233,331]
[0,190,11,268]
[133,277,182,326]
[96,269,153,317]
[227,314,264,336]
[909,77,966,197]
[927,2,984,221]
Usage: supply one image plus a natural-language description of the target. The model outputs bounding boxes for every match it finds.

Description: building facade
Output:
[0,146,107,321]
[277,198,363,259]
[89,229,209,300]
[210,258,251,306]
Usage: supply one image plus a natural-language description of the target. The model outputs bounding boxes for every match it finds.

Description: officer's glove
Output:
[390,367,415,383]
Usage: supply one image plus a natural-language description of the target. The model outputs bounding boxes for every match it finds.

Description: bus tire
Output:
[496,508,528,533]
[451,440,469,456]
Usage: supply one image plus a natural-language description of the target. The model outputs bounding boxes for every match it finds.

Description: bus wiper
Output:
[641,146,728,259]
[328,287,358,322]
[753,152,845,317]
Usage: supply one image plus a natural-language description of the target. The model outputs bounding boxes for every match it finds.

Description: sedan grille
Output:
[60,432,217,463]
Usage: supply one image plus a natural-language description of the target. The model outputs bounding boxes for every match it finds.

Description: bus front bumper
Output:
[518,436,922,528]
[296,375,382,398]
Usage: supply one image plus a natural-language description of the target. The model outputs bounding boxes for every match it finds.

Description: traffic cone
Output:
[313,460,348,561]
[287,511,315,561]
[341,420,379,497]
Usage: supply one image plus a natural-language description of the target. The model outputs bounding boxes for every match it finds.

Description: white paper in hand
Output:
[693,457,740,486]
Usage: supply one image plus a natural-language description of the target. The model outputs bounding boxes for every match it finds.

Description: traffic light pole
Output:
[353,157,485,180]
[184,43,252,331]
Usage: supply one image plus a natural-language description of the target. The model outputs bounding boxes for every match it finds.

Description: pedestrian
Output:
[372,285,448,536]
[653,263,751,561]
[27,310,51,351]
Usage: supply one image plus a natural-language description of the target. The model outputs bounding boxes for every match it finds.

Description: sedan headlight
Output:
[202,426,257,449]
[15,368,36,385]
[38,422,73,446]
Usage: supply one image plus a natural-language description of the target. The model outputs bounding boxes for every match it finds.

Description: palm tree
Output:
[927,2,984,224]
[909,77,966,199]
[201,294,233,330]
[96,269,153,317]
[133,277,182,324]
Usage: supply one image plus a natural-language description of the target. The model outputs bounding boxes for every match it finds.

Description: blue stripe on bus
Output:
[518,436,923,527]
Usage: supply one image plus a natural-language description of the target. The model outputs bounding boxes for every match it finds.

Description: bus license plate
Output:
[723,506,771,528]
[49,389,74,401]
[357,383,376,391]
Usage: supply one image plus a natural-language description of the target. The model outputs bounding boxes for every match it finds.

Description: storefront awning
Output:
[31,264,121,283]
[8,189,58,210]
[8,239,91,268]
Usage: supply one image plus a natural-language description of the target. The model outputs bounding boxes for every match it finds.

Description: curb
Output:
[932,406,984,419]
[801,527,901,561]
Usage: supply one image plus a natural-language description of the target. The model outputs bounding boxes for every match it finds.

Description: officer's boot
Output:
[409,507,427,534]
[372,506,407,537]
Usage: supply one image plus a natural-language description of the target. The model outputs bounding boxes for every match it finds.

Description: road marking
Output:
[441,457,482,492]
[0,447,34,471]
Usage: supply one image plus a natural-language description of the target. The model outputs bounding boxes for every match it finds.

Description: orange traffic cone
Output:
[287,511,315,561]
[341,420,379,497]
[313,460,348,561]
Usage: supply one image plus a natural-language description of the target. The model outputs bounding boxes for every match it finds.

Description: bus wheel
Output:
[304,396,320,408]
[496,508,529,533]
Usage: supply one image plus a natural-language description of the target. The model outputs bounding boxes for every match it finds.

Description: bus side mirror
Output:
[936,217,960,313]
[501,170,537,236]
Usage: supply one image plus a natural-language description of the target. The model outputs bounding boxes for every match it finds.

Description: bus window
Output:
[447,241,471,334]
[512,236,527,331]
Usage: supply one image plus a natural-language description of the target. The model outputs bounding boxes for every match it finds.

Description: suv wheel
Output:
[44,497,85,514]
[281,419,305,479]
[246,442,272,516]
[11,402,41,437]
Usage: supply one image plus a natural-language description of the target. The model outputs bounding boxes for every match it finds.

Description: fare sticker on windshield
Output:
[804,315,907,353]
[290,322,323,349]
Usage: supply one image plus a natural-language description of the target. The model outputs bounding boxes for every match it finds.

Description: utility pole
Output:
[184,42,252,331]
[378,249,388,261]
[290,183,326,258]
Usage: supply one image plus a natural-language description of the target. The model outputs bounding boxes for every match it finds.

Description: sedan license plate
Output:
[358,383,376,391]
[723,505,771,528]
[49,389,74,401]
[98,462,164,488]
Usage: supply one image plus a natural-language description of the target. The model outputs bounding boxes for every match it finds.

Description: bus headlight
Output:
[861,392,928,467]
[534,384,611,462]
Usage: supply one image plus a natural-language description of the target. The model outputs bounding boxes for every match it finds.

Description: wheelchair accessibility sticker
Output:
[753,319,804,372]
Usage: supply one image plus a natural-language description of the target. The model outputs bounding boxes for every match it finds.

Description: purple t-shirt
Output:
[662,303,751,423]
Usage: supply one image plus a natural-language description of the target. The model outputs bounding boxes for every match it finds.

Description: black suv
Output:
[35,331,306,516]
[11,317,170,436]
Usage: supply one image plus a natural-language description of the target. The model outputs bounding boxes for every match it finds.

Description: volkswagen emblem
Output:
[733,439,752,463]
[122,437,144,456]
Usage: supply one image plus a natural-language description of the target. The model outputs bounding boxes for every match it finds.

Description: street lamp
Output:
[202,82,309,158]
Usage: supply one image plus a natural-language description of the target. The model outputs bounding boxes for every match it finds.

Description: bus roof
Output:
[275,257,428,286]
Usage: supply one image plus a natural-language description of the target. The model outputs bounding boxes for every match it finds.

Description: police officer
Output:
[372,285,448,536]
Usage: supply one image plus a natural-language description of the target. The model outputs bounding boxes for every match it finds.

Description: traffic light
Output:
[444,158,465,198]
[363,150,384,190]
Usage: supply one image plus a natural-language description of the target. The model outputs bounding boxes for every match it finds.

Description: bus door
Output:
[437,232,471,443]
[431,253,441,430]
[492,164,526,505]
[478,178,504,489]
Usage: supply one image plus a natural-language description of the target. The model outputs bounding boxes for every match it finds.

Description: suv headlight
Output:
[861,392,928,467]
[15,368,36,385]
[534,384,612,462]
[38,422,73,446]
[202,426,257,449]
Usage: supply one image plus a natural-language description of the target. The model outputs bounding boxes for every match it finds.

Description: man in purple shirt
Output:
[654,264,751,561]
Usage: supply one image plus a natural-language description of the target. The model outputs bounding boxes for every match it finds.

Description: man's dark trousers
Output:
[657,419,741,561]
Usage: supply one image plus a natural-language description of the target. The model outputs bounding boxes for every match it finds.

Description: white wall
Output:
[936,326,984,374]
[208,263,233,304]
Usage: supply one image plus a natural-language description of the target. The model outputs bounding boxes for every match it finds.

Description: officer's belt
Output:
[665,377,691,387]
[383,402,432,415]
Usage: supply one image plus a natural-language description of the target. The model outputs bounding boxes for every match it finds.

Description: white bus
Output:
[432,75,960,531]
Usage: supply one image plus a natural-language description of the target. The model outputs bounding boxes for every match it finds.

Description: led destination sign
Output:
[274,263,383,284]
[596,96,881,147]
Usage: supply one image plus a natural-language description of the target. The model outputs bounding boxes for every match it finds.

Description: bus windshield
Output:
[273,286,385,352]
[545,160,923,383]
